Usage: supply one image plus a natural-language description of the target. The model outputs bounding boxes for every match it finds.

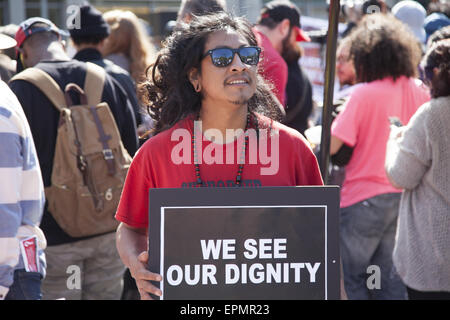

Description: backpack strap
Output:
[83,63,115,175]
[84,62,105,106]
[10,67,67,111]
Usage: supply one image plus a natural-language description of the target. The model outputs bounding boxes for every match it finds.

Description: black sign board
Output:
[148,186,340,300]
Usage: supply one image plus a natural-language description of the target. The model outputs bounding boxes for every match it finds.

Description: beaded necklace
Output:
[192,112,253,187]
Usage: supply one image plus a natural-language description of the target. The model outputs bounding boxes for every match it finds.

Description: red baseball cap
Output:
[259,0,311,42]
[294,25,311,42]
[15,17,69,49]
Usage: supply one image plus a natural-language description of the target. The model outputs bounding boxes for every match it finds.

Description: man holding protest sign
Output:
[115,12,323,300]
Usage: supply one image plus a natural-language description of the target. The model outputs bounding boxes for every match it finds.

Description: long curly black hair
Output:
[139,12,283,135]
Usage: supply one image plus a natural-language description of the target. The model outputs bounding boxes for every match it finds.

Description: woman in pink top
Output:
[330,14,430,300]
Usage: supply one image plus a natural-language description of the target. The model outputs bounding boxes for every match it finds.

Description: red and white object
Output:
[19,236,39,273]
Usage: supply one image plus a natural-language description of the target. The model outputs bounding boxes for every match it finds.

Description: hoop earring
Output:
[195,83,201,92]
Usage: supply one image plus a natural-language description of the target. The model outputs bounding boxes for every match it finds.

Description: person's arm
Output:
[385,126,404,189]
[330,135,344,155]
[116,222,162,300]
[1,83,47,300]
[0,113,23,299]
[330,96,359,157]
[385,109,430,190]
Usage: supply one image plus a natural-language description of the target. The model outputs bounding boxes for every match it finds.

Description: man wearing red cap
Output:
[253,0,310,107]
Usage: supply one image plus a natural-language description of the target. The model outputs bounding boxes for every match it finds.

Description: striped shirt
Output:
[0,79,45,299]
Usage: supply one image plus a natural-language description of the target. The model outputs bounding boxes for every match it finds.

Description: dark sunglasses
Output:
[203,46,261,67]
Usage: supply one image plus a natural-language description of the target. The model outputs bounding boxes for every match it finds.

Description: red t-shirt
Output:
[253,28,288,106]
[115,114,323,229]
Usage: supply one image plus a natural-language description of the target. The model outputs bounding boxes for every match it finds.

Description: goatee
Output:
[228,98,250,105]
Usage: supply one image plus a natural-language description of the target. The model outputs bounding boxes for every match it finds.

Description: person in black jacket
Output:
[10,17,138,300]
[282,39,313,137]
[69,5,151,299]
[69,4,143,132]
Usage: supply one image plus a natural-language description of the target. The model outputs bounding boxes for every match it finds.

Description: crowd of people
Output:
[0,0,449,301]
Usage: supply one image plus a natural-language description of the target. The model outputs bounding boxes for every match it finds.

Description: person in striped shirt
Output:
[0,34,46,300]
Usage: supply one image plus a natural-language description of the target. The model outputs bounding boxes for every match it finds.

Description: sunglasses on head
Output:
[203,46,261,67]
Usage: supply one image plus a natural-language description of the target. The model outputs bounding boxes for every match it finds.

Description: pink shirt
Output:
[331,76,430,208]
[253,28,287,106]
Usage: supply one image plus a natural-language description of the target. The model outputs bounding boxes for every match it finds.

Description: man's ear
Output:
[98,38,106,51]
[61,39,67,52]
[57,35,66,50]
[279,19,291,38]
[188,67,201,91]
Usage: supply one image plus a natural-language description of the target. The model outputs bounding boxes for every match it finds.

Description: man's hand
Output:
[116,223,163,300]
[129,251,162,300]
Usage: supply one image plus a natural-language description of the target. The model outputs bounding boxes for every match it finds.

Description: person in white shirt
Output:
[0,33,46,300]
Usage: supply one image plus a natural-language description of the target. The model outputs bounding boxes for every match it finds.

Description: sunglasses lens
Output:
[238,47,260,65]
[211,48,234,67]
[208,47,260,67]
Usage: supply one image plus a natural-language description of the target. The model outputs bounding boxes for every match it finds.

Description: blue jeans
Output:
[5,269,42,300]
[340,193,407,300]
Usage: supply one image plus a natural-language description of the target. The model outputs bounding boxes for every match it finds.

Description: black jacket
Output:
[284,60,314,136]
[10,59,139,245]
[73,48,142,126]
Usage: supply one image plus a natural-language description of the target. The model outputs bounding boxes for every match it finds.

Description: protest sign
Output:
[148,186,340,300]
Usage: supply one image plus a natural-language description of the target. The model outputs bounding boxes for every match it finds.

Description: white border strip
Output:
[160,207,165,300]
